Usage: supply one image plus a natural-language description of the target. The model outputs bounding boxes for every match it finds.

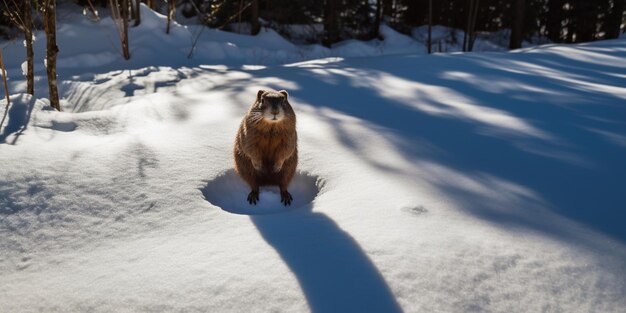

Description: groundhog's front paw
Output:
[273,163,283,173]
[251,161,263,172]
[247,190,260,205]
[280,191,293,206]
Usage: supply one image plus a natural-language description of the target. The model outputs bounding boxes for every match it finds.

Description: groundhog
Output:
[234,89,298,206]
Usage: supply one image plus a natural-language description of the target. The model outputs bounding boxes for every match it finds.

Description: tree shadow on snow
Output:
[277,50,626,244]
[0,94,37,145]
[200,42,626,245]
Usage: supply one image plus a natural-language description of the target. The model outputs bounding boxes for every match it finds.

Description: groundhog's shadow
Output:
[202,170,402,312]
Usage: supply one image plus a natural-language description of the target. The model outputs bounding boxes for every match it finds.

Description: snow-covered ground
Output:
[1,4,626,312]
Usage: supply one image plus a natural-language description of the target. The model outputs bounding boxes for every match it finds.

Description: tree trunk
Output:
[129,0,135,21]
[566,4,575,43]
[546,0,564,42]
[428,0,432,54]
[468,0,480,51]
[463,0,474,51]
[509,0,525,49]
[134,0,141,26]
[42,0,61,111]
[120,0,130,59]
[237,0,243,33]
[382,0,393,22]
[606,0,625,39]
[24,0,35,95]
[572,0,597,42]
[403,0,420,26]
[322,0,339,47]
[374,0,382,38]
[166,0,176,34]
[43,0,60,111]
[251,0,260,35]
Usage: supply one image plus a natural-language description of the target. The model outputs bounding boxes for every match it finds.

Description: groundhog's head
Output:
[253,89,294,123]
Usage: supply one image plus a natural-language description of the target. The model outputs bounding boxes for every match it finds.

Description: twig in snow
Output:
[0,51,11,131]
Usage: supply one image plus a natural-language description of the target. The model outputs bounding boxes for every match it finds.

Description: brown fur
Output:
[234,89,298,205]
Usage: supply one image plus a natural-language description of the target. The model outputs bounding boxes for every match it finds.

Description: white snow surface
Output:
[1,4,626,313]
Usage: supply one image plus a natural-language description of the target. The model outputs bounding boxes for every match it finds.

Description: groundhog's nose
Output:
[271,108,280,115]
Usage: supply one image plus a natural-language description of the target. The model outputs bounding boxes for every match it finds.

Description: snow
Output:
[20,61,27,76]
[1,3,626,312]
[203,170,320,215]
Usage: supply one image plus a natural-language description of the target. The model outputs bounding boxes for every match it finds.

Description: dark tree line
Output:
[400,0,624,42]
[202,0,626,47]
[2,1,624,48]
[169,0,626,48]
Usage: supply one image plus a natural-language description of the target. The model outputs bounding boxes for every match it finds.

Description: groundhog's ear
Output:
[279,90,289,99]
[256,90,266,102]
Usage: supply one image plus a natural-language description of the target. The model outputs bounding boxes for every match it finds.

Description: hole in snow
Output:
[202,169,321,215]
